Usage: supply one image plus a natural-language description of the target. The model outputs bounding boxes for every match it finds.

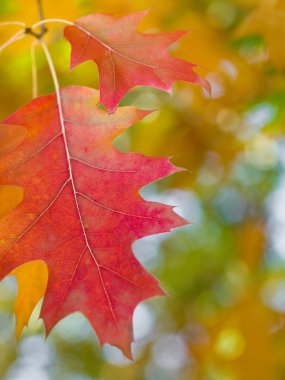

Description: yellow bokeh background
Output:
[2,0,285,379]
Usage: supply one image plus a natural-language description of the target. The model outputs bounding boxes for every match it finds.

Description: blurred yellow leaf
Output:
[11,261,48,338]
[191,292,279,380]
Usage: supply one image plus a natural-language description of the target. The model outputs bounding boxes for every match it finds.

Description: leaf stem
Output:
[31,40,38,98]
[38,39,63,119]
[31,18,73,31]
[0,21,26,27]
[0,29,26,54]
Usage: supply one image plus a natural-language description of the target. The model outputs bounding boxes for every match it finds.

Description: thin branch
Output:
[0,29,26,54]
[31,18,73,31]
[31,40,38,98]
[24,0,48,39]
[0,21,26,27]
[36,0,48,37]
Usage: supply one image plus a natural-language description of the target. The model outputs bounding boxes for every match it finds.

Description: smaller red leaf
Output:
[64,10,209,113]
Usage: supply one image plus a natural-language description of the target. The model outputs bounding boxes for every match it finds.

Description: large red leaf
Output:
[0,86,187,357]
[64,11,208,113]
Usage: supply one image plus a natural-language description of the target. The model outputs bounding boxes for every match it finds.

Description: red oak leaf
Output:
[0,86,187,358]
[64,11,208,113]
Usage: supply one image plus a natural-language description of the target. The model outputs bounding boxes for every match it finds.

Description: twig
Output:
[0,29,26,53]
[25,0,48,39]
[36,0,47,35]
[31,40,38,98]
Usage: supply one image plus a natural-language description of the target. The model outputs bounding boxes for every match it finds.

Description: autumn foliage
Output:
[3,1,285,379]
[0,9,205,358]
